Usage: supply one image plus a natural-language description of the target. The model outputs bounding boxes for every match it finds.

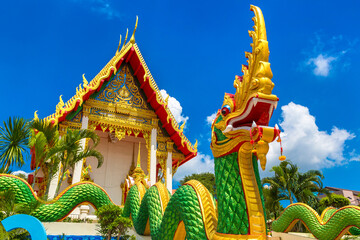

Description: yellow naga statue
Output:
[1,4,359,240]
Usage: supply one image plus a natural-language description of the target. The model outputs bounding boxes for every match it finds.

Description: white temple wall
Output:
[58,176,70,193]
[86,130,149,205]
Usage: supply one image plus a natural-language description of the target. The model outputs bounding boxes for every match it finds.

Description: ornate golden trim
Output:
[42,31,196,160]
[155,182,170,213]
[143,219,151,236]
[86,99,156,117]
[133,44,197,154]
[173,221,186,240]
[213,232,266,240]
[136,182,146,202]
[238,142,266,238]
[184,180,217,240]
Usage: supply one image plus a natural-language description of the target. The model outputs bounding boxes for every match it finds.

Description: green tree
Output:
[262,161,299,204]
[180,172,216,197]
[11,172,27,180]
[54,129,103,196]
[0,188,42,240]
[28,119,60,193]
[318,193,351,212]
[263,161,329,232]
[262,185,285,220]
[96,204,134,240]
[0,117,29,171]
[293,169,329,209]
[262,161,327,206]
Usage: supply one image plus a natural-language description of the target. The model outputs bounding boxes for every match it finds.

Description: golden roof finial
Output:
[116,34,122,55]
[130,16,138,44]
[180,120,186,132]
[78,83,83,93]
[34,111,39,121]
[143,73,148,82]
[193,139,198,151]
[164,95,169,105]
[82,74,88,87]
[122,28,129,50]
[58,95,64,108]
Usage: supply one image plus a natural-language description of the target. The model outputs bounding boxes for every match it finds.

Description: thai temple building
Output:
[27,24,197,207]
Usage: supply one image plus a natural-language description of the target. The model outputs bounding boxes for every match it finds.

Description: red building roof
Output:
[40,37,197,169]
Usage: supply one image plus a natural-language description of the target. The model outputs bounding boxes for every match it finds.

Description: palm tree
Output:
[263,160,329,211]
[262,161,299,204]
[0,117,29,171]
[54,129,103,196]
[262,185,286,220]
[28,119,59,190]
[293,170,329,209]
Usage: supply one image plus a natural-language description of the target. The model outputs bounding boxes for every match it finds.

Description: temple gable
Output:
[94,64,151,111]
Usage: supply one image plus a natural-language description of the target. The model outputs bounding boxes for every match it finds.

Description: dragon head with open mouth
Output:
[211,5,282,170]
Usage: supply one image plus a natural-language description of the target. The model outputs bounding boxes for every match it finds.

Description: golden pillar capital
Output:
[59,124,67,136]
[151,118,158,126]
[167,142,174,151]
[83,105,91,117]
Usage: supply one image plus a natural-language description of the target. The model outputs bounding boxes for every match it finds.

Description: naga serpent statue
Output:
[0,5,360,240]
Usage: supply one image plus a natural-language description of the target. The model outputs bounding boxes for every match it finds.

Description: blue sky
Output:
[1,0,360,192]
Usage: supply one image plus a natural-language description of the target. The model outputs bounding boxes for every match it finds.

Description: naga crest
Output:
[211,5,281,168]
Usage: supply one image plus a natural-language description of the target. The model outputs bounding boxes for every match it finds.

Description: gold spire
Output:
[137,142,141,168]
[122,28,129,50]
[116,34,122,55]
[131,142,146,183]
[130,16,138,44]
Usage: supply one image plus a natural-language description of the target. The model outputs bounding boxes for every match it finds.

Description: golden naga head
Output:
[210,6,283,167]
[213,5,278,136]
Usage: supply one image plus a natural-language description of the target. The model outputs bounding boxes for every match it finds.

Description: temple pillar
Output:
[150,128,157,185]
[72,114,88,184]
[166,142,173,193]
[47,163,61,199]
[47,125,66,200]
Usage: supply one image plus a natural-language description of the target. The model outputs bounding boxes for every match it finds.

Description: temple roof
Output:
[42,33,197,167]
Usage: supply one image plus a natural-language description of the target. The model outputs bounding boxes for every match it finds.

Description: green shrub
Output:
[319,193,351,212]
[95,204,134,240]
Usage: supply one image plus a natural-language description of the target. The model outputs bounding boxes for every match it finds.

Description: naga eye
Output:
[221,105,231,116]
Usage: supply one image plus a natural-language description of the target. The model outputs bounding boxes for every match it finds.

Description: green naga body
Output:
[1,5,359,240]
[272,203,360,239]
[0,174,113,222]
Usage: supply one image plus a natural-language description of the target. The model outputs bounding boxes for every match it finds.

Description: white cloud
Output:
[206,112,217,125]
[303,33,357,77]
[173,153,214,182]
[71,0,121,19]
[307,54,336,77]
[11,170,29,178]
[160,89,189,124]
[262,102,355,177]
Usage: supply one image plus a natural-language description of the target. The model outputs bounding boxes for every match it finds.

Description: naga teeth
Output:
[223,125,233,133]
[252,121,257,128]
